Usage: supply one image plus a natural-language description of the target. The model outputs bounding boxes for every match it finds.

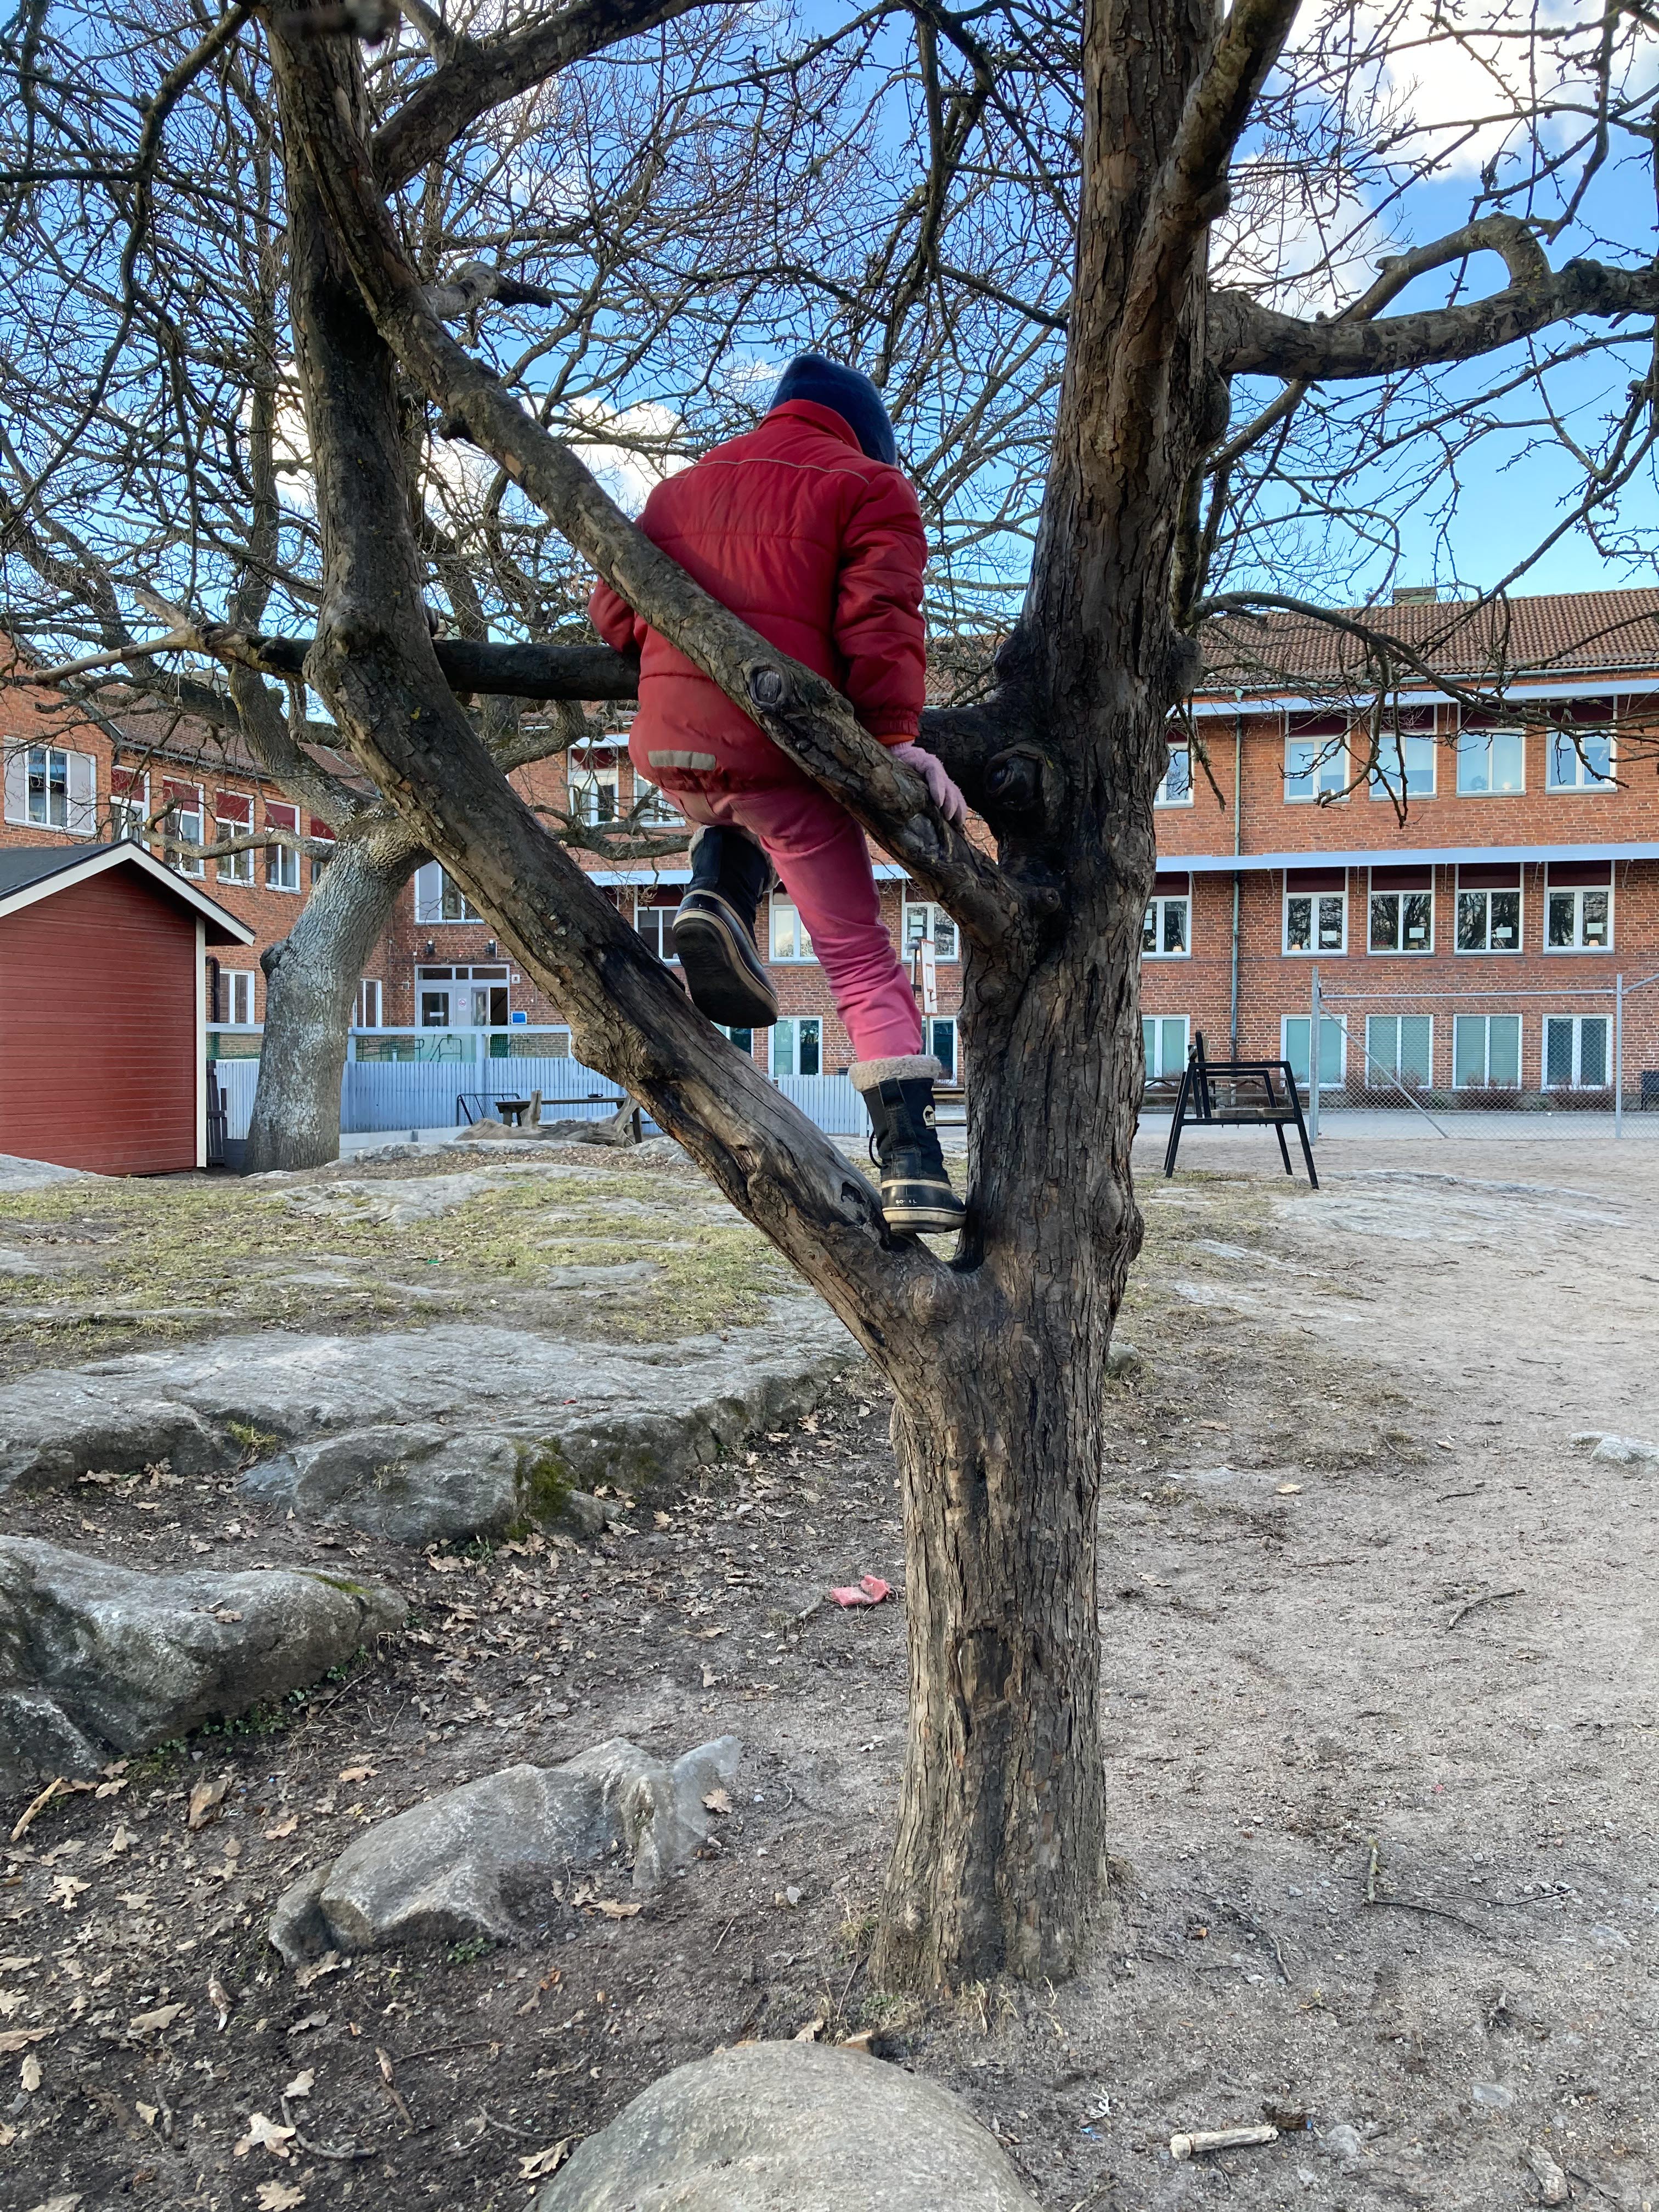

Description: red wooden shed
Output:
[0,840,255,1174]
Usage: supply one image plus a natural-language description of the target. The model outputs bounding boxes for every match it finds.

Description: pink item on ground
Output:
[830,1575,893,1608]
[674,778,922,1062]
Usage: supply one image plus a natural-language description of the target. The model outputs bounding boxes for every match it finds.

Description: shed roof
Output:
[0,839,256,945]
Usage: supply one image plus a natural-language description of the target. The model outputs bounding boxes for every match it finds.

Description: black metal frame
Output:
[1161,1030,1318,1188]
[455,1088,642,1142]
[205,1061,229,1168]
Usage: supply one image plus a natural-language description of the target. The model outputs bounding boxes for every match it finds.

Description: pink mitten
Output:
[888,741,968,827]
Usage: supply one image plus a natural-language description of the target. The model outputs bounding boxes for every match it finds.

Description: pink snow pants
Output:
[673,777,922,1061]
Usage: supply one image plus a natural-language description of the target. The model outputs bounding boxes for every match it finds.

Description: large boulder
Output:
[0,1538,403,1791]
[0,1311,856,1543]
[534,2044,1043,2212]
[269,1735,740,1964]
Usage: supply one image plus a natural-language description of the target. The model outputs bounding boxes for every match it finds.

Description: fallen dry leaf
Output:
[427,1554,465,1575]
[47,1873,90,1910]
[0,1955,40,1973]
[281,2067,315,2100]
[128,2002,187,2037]
[234,2111,297,2160]
[792,2016,825,2042]
[187,1774,230,1830]
[702,1787,733,1816]
[136,2100,159,2126]
[294,1950,345,1990]
[336,1765,375,1785]
[1276,1482,1303,1496]
[25,2195,79,2212]
[693,1625,726,1641]
[256,2184,307,2211]
[0,2119,15,2143]
[21,2051,43,2091]
[0,2027,48,2055]
[591,1899,641,1920]
[208,1972,234,2027]
[263,1814,299,1840]
[518,2140,572,2182]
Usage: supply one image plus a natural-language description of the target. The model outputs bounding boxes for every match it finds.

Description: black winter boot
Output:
[851,1055,966,1236]
[672,827,779,1029]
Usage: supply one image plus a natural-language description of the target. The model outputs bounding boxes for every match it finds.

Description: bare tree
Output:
[8,0,1657,1989]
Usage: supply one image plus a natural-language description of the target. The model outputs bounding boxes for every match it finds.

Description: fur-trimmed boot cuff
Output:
[848,1054,943,1093]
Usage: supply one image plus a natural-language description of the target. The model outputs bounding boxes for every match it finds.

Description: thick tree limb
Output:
[371,0,723,190]
[275,31,1029,951]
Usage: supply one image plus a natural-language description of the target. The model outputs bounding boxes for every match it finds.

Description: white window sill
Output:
[1142,952,1192,962]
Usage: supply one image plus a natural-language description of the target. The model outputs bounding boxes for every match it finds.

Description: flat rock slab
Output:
[0,1154,97,1192]
[269,1735,739,1963]
[1571,1430,1659,1470]
[0,1307,858,1542]
[534,2044,1043,2211]
[0,1537,403,1792]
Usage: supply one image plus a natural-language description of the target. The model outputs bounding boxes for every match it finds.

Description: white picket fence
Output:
[207,1049,866,1143]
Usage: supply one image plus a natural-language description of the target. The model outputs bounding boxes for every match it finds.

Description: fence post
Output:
[1308,966,1321,1144]
[1615,972,1624,1141]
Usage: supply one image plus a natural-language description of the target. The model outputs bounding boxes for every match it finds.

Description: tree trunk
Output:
[243,820,421,1173]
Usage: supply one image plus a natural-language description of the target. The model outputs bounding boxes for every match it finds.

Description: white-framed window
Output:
[632,772,680,826]
[924,1015,958,1080]
[1545,872,1612,951]
[770,1016,821,1076]
[769,896,814,963]
[1368,876,1432,954]
[1284,878,1346,955]
[4,743,95,833]
[1142,889,1190,958]
[413,860,482,923]
[1544,1014,1610,1090]
[1141,1014,1189,1081]
[1456,871,1522,953]
[311,822,335,887]
[1456,725,1525,794]
[1546,723,1614,791]
[110,768,148,844]
[1364,1013,1432,1089]
[355,979,383,1028]
[163,781,204,878]
[1154,744,1193,807]
[1282,1013,1345,1090]
[1453,1013,1522,1089]
[569,761,619,826]
[634,901,679,962]
[1369,725,1437,801]
[214,790,253,884]
[716,1022,754,1056]
[1284,720,1348,802]
[266,800,301,893]
[222,969,256,1025]
[903,900,958,962]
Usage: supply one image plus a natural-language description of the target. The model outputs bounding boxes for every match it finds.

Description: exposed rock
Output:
[269,1735,738,1964]
[1105,1336,1141,1378]
[532,2043,1044,2211]
[1570,1430,1659,1470]
[0,1155,97,1193]
[0,1538,402,1791]
[0,1308,859,1542]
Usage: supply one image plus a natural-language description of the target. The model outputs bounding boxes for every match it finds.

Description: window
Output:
[1284,876,1346,955]
[1284,718,1348,802]
[634,901,679,962]
[769,896,814,962]
[1456,870,1522,953]
[1368,873,1432,954]
[1141,1015,1189,1082]
[110,768,148,845]
[1364,1014,1432,1088]
[1455,725,1525,794]
[633,774,680,826]
[770,1017,821,1076]
[1155,744,1193,807]
[215,791,253,884]
[355,979,383,1028]
[311,820,335,887]
[1544,1015,1609,1090]
[163,781,204,878]
[903,901,958,962]
[1282,1014,1345,1091]
[716,1023,753,1056]
[925,1015,958,1079]
[1369,721,1437,801]
[413,860,482,923]
[1142,892,1190,957]
[266,800,301,893]
[1453,1013,1522,1089]
[1547,725,1613,791]
[1546,869,1611,951]
[4,744,95,833]
[222,969,256,1025]
[569,761,619,825]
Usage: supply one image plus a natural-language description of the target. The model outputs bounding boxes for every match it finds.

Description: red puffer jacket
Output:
[588,398,927,792]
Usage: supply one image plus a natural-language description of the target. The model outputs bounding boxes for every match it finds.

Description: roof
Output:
[0,839,256,945]
[1201,589,1659,693]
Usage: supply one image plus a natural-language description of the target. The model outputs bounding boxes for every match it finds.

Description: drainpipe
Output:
[1228,690,1244,1056]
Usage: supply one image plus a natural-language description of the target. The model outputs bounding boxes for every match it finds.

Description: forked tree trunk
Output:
[243,820,421,1173]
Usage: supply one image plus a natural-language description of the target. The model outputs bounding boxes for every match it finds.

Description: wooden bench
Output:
[1160,1031,1318,1189]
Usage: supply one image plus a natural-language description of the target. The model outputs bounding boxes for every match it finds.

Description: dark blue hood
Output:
[770,354,898,466]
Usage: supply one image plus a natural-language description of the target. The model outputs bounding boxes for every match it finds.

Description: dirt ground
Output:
[0,1128,1654,2211]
